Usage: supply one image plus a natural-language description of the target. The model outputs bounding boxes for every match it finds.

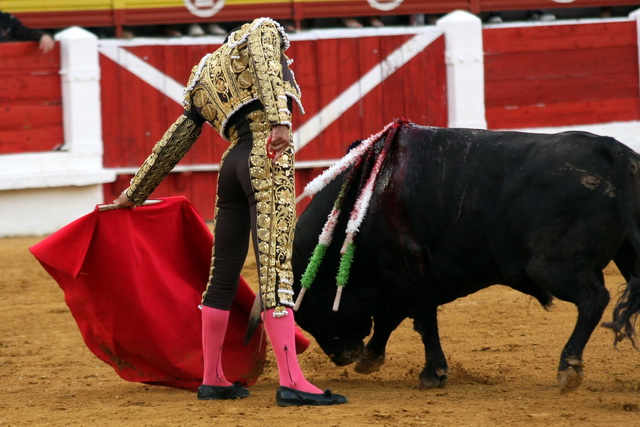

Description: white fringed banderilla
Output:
[294,118,410,311]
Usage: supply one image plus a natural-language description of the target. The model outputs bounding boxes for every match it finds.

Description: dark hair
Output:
[0,12,17,29]
[223,26,243,44]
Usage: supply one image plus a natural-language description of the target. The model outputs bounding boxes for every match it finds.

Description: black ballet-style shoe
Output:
[275,386,348,406]
[197,382,250,400]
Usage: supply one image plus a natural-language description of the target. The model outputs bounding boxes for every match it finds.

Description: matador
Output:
[113,17,347,406]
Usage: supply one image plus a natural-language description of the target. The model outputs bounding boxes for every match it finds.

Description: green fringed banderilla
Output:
[333,241,356,312]
[294,164,360,311]
[293,119,406,313]
[294,243,327,311]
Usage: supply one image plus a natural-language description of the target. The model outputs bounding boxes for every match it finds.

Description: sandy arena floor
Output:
[2,235,640,426]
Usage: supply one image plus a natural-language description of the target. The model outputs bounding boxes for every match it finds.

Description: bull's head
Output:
[294,287,374,366]
[292,165,378,365]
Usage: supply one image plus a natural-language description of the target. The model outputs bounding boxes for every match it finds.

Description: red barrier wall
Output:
[99,32,447,218]
[484,20,640,129]
[0,43,62,155]
[4,19,640,220]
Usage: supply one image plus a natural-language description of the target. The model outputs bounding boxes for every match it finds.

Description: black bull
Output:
[291,123,640,392]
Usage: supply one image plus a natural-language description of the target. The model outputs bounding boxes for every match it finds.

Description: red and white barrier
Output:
[3,10,640,236]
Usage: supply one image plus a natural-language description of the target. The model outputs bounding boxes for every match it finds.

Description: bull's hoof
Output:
[418,369,448,389]
[354,353,385,374]
[557,357,583,393]
[328,348,362,366]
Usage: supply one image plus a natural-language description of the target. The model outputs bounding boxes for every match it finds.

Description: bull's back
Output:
[390,125,636,227]
[294,124,640,302]
[366,125,640,295]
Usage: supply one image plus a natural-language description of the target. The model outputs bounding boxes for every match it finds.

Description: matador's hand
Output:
[267,125,291,161]
[112,191,135,209]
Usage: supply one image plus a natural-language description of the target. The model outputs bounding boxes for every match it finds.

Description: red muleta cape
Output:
[29,196,309,390]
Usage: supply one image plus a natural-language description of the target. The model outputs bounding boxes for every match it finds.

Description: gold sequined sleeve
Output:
[247,21,291,127]
[124,114,203,205]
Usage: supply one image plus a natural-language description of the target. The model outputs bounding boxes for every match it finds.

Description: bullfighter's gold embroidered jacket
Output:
[185,18,303,139]
[124,18,303,205]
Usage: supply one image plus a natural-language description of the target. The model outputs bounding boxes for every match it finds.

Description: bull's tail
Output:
[601,142,640,348]
[602,277,640,348]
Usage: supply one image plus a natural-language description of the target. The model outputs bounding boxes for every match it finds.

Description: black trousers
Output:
[201,103,297,315]
[201,113,258,310]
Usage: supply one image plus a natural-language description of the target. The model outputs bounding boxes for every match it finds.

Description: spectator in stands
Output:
[342,16,384,28]
[187,22,228,36]
[600,7,613,18]
[527,10,556,21]
[486,10,556,23]
[0,11,55,53]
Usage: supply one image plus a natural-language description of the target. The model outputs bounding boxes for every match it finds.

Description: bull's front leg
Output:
[355,312,406,374]
[413,306,448,389]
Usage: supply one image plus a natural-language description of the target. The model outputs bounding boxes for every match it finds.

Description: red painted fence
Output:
[99,31,447,217]
[484,20,640,129]
[0,43,63,154]
[2,18,640,220]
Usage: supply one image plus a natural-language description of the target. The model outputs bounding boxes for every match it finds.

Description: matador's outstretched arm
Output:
[125,113,203,205]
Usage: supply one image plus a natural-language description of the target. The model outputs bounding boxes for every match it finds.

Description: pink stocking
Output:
[201,306,233,387]
[263,308,322,394]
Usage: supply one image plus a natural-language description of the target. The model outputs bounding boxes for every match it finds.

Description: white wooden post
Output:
[0,27,115,236]
[630,9,640,109]
[437,11,487,129]
[58,27,103,155]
